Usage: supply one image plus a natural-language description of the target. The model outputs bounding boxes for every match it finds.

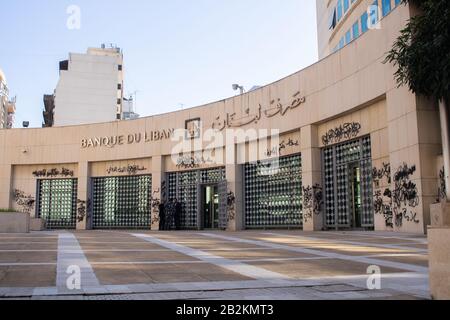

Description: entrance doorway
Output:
[323,136,374,230]
[201,185,219,229]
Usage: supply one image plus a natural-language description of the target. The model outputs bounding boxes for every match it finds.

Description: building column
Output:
[0,165,12,210]
[226,163,244,231]
[151,156,165,231]
[76,161,90,230]
[300,125,324,231]
[387,88,442,234]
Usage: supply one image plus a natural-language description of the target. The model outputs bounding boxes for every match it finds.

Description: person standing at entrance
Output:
[164,199,175,230]
[174,199,182,230]
[158,201,166,231]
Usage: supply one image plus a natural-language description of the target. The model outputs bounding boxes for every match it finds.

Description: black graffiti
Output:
[176,155,213,169]
[150,189,161,225]
[372,162,391,185]
[373,189,393,228]
[227,191,236,223]
[302,184,323,223]
[32,167,74,178]
[392,163,420,227]
[266,139,299,157]
[438,167,446,201]
[76,199,91,223]
[13,189,35,214]
[322,122,361,146]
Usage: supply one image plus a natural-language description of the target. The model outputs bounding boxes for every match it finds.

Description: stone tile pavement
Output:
[0,230,430,300]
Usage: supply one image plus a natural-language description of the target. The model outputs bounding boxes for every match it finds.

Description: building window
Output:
[38,179,78,229]
[117,98,122,105]
[370,0,379,26]
[361,12,369,33]
[345,30,352,44]
[244,155,302,228]
[92,175,152,229]
[352,21,360,39]
[343,0,350,13]
[329,8,337,30]
[382,0,392,16]
[337,0,343,21]
[339,36,345,49]
[117,83,122,90]
[118,64,123,71]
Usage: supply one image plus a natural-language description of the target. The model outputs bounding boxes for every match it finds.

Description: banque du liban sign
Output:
[81,129,175,149]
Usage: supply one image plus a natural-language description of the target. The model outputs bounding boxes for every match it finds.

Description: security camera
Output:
[232,84,239,91]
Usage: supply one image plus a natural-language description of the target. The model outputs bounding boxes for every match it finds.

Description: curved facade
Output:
[0,4,444,234]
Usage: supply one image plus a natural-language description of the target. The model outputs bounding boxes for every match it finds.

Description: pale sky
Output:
[0,0,318,128]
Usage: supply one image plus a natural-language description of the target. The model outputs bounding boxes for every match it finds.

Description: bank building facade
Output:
[0,1,446,235]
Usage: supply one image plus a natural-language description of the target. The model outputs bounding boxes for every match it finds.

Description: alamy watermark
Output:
[66,265,81,290]
[66,5,81,30]
[170,124,282,175]
[367,265,382,290]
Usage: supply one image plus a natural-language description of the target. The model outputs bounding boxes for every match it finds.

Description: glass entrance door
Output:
[201,185,219,229]
[349,164,363,228]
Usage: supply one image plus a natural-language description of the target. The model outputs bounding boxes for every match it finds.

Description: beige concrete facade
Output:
[0,4,444,234]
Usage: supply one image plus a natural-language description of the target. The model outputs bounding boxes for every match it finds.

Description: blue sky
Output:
[0,0,318,128]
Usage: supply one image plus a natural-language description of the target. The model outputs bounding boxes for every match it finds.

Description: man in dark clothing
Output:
[174,199,182,230]
[165,199,175,230]
[158,201,166,231]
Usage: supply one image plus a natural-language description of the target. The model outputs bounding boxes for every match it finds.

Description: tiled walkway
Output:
[0,230,430,300]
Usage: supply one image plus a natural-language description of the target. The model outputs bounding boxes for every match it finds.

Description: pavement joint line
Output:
[0,272,427,299]
[263,232,428,253]
[323,231,428,244]
[198,233,428,274]
[56,233,100,289]
[0,253,426,267]
[131,233,292,281]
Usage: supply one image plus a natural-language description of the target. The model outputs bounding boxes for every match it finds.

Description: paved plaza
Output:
[0,230,430,300]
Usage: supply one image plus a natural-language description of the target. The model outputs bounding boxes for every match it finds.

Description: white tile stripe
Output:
[263,232,428,253]
[199,233,428,274]
[56,233,100,289]
[132,233,291,281]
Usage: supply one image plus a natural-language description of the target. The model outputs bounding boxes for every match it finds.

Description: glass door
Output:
[349,164,363,228]
[201,185,219,229]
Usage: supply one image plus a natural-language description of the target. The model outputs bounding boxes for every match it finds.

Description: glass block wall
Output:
[323,136,373,228]
[38,179,78,229]
[244,154,302,228]
[167,167,225,229]
[92,175,152,229]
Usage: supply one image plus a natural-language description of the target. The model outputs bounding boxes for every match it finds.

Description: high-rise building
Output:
[44,45,125,127]
[0,68,16,129]
[317,0,402,59]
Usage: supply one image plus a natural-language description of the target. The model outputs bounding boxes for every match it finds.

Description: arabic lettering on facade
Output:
[106,165,147,176]
[322,122,362,146]
[32,167,74,178]
[212,92,306,131]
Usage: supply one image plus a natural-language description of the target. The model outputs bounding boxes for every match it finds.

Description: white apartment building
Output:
[0,68,16,129]
[46,46,125,127]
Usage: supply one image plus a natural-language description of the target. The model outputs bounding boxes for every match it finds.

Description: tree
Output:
[385,0,450,201]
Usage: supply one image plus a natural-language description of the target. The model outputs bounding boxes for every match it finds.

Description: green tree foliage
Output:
[385,0,450,102]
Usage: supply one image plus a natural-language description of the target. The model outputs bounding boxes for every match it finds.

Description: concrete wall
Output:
[0,213,29,233]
